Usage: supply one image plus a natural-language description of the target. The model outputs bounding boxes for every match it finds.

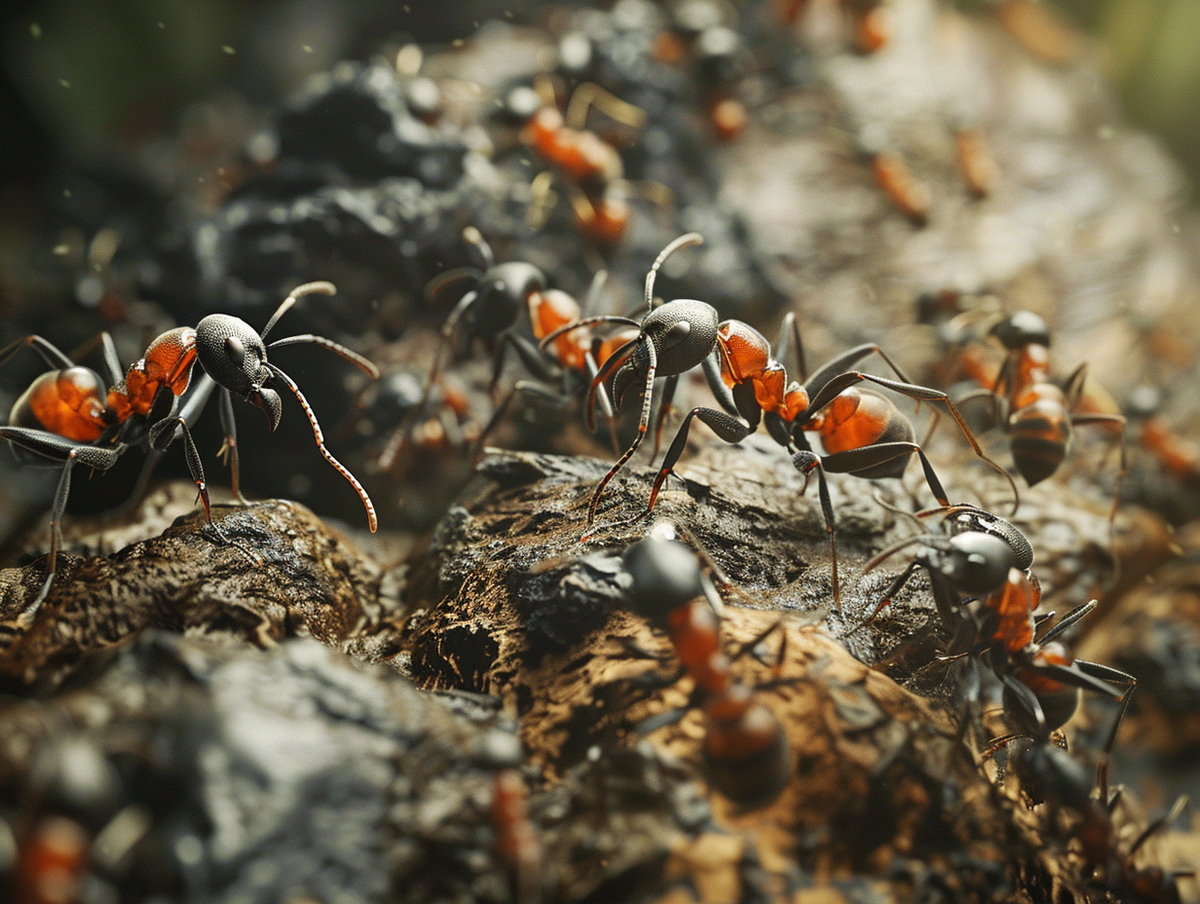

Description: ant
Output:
[541,234,1015,608]
[621,533,791,809]
[862,507,1133,752]
[507,77,645,248]
[476,269,638,458]
[378,228,625,470]
[1,281,378,620]
[960,310,1126,490]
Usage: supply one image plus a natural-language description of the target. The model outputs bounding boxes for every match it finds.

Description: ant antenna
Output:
[645,233,703,312]
[861,533,952,574]
[265,362,378,532]
[261,281,335,342]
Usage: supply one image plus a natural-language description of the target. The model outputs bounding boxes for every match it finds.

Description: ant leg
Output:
[0,433,122,622]
[588,342,657,524]
[807,370,1019,512]
[1035,600,1097,644]
[818,442,951,507]
[638,407,752,518]
[774,312,807,384]
[490,331,561,397]
[791,451,842,614]
[0,335,75,370]
[99,332,124,386]
[801,343,914,400]
[149,415,215,523]
[117,375,217,517]
[471,380,572,460]
[701,351,739,417]
[1073,660,1135,755]
[584,351,619,455]
[650,374,679,461]
[379,287,480,472]
[217,387,246,503]
[853,560,921,628]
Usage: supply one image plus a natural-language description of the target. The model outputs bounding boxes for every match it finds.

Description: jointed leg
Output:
[638,406,752,519]
[791,451,842,614]
[588,343,657,524]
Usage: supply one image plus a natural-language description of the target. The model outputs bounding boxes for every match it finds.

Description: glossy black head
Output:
[196,313,282,430]
[991,310,1050,350]
[622,536,705,622]
[474,262,547,337]
[941,506,1033,571]
[937,532,1018,596]
[641,299,720,376]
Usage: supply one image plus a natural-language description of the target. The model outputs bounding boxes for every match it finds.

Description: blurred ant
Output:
[507,77,645,248]
[653,4,750,141]
[954,129,999,199]
[1,281,378,619]
[961,310,1126,490]
[491,770,541,904]
[780,0,891,54]
[379,228,625,469]
[872,151,931,226]
[541,233,1015,608]
[622,533,791,808]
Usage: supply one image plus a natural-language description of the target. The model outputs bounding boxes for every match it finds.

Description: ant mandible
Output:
[1,281,378,620]
[622,534,791,809]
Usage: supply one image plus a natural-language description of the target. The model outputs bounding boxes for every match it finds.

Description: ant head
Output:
[937,531,1018,596]
[622,536,704,621]
[990,310,1050,350]
[641,299,720,376]
[941,506,1034,572]
[195,314,282,430]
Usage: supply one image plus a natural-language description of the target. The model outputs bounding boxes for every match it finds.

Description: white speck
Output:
[303,44,313,53]
[58,78,70,88]
[222,45,235,55]
[30,23,41,38]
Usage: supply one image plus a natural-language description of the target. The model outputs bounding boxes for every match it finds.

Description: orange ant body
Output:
[873,151,931,226]
[510,81,642,247]
[623,535,791,808]
[1,282,378,618]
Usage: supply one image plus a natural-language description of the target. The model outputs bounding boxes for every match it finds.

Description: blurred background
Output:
[3,0,1200,201]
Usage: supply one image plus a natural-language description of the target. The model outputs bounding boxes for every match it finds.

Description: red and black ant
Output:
[862,505,1133,751]
[379,228,629,469]
[960,310,1126,490]
[506,77,644,248]
[1,281,378,619]
[541,233,1015,608]
[621,533,791,809]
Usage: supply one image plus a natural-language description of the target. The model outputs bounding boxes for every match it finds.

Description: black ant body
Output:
[1,281,378,619]
[622,534,791,809]
[541,234,1015,608]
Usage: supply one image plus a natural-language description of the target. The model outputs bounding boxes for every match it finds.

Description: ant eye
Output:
[225,336,246,365]
[662,320,691,349]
